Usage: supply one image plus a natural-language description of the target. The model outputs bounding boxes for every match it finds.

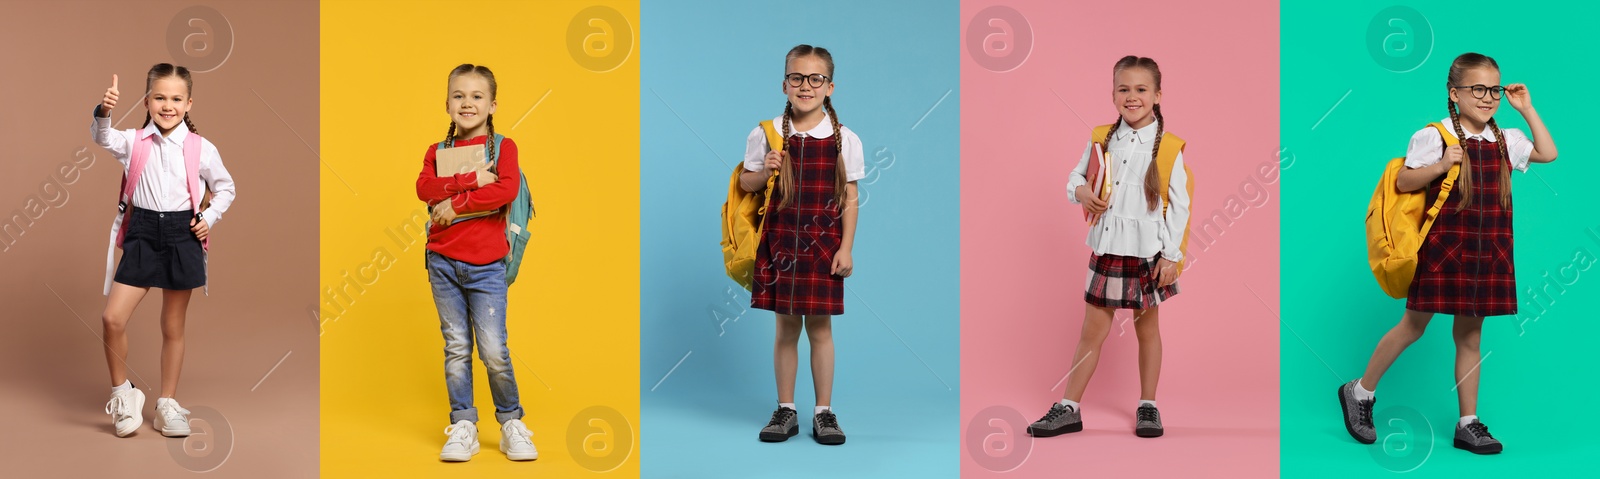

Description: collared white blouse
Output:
[1066,119,1191,262]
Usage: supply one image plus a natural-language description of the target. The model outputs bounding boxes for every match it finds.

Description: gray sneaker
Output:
[812,410,846,445]
[758,406,798,442]
[1454,419,1502,454]
[1135,404,1163,437]
[1337,380,1376,444]
[1027,402,1083,437]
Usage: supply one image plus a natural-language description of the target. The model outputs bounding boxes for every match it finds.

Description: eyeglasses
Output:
[785,73,831,88]
[1451,84,1506,100]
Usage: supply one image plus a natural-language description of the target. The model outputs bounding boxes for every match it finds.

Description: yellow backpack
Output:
[721,120,783,290]
[1090,124,1194,277]
[1366,122,1460,298]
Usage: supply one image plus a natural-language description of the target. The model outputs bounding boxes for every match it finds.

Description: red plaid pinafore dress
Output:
[1407,137,1516,316]
[752,134,845,316]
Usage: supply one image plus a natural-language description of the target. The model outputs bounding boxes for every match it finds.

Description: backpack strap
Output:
[1424,122,1461,218]
[1155,132,1187,215]
[1091,124,1114,146]
[759,120,784,153]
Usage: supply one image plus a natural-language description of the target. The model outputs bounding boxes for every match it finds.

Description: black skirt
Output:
[114,207,205,290]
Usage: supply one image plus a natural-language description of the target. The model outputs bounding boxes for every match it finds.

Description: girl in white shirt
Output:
[92,63,236,439]
[1029,56,1190,439]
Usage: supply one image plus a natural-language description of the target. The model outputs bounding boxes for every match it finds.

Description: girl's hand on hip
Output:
[189,216,209,241]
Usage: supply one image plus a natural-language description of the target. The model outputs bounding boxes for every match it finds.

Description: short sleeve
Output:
[1503,128,1534,172]
[743,126,768,172]
[1404,127,1447,169]
[840,126,866,182]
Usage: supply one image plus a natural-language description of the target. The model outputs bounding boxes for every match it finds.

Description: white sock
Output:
[111,379,132,394]
[1139,400,1158,409]
[815,405,831,415]
[1459,415,1479,427]
[1352,380,1375,401]
[778,402,796,411]
[1057,399,1080,410]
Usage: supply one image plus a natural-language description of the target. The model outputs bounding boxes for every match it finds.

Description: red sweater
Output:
[415,134,519,265]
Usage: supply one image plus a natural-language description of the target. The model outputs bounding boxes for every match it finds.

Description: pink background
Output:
[959,0,1280,476]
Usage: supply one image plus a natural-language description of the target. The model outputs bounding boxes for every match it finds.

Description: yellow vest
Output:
[1366,122,1460,298]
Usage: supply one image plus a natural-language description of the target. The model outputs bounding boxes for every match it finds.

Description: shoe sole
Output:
[113,392,145,438]
[501,443,538,461]
[159,425,191,437]
[440,445,480,462]
[1453,438,1502,455]
[759,424,798,442]
[1337,383,1376,445]
[1135,427,1164,438]
[812,427,845,446]
[1026,421,1083,438]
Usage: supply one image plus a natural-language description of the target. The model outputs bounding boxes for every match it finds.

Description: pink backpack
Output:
[103,131,209,295]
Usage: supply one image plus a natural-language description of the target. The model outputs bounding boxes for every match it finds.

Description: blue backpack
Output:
[437,134,535,285]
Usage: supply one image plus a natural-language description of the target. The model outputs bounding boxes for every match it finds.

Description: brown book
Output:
[435,144,497,221]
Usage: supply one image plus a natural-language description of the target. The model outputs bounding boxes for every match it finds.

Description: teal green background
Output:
[1283,1,1600,476]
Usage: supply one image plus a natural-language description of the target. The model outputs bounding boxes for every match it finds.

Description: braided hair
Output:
[1445,53,1512,210]
[774,44,849,212]
[1109,55,1167,211]
[443,64,499,162]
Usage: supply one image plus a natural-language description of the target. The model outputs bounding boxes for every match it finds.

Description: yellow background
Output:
[319,1,639,476]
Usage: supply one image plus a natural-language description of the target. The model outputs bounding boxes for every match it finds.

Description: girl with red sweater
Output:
[414,64,536,463]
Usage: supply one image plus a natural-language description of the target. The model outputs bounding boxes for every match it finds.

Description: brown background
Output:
[0,1,318,476]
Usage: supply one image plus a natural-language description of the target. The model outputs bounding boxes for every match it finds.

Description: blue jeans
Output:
[426,251,523,425]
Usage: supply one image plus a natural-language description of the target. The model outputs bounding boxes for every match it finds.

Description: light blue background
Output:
[640,1,960,477]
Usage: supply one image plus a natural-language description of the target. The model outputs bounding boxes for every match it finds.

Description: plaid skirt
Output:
[1406,138,1516,316]
[1084,253,1177,309]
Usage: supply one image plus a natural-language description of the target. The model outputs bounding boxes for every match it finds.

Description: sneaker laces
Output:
[159,401,190,424]
[1137,406,1159,422]
[1357,399,1374,428]
[1038,403,1071,423]
[443,423,474,447]
[1465,421,1493,439]
[104,395,127,417]
[767,408,796,428]
[503,421,533,446]
[816,411,840,430]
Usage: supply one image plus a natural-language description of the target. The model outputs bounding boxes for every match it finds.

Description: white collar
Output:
[1113,117,1159,144]
[771,110,837,139]
[1441,117,1499,143]
[139,120,192,144]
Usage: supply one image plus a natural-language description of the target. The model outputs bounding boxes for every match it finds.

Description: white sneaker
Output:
[153,397,192,437]
[440,420,479,462]
[104,387,145,437]
[500,419,538,461]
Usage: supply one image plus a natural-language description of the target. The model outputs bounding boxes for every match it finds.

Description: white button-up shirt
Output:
[1066,119,1191,262]
[91,117,236,227]
[743,111,866,182]
[1405,117,1534,172]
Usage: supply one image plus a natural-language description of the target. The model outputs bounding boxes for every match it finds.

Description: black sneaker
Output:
[1453,419,1502,454]
[1027,402,1083,437]
[1135,404,1163,438]
[1337,380,1376,444]
[812,410,846,445]
[758,406,798,442]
